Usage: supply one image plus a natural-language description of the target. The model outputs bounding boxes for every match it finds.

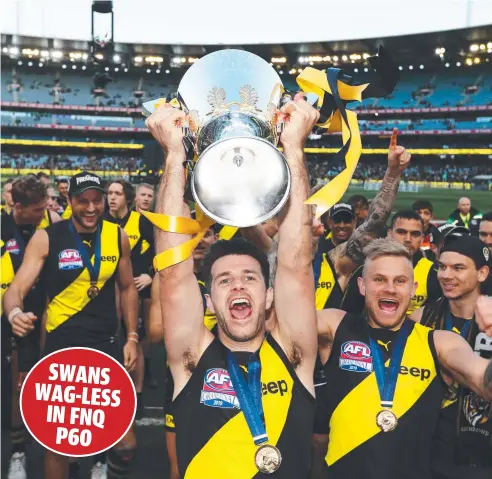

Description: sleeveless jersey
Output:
[104,210,153,276]
[313,252,364,313]
[322,314,444,479]
[41,219,121,344]
[422,299,492,470]
[37,210,53,229]
[407,255,434,314]
[0,240,15,311]
[173,335,315,478]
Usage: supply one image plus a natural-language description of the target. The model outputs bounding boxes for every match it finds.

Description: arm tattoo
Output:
[484,360,492,393]
[344,169,401,264]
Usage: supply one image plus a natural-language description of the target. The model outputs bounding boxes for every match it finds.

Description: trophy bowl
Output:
[177,49,290,227]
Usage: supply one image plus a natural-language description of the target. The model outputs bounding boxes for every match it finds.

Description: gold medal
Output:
[376,409,398,432]
[87,285,100,299]
[254,444,282,474]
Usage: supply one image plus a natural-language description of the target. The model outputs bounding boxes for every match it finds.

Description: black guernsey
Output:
[320,314,444,479]
[172,335,315,479]
[41,219,121,346]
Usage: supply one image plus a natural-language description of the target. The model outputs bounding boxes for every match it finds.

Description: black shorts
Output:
[165,366,175,432]
[43,333,124,365]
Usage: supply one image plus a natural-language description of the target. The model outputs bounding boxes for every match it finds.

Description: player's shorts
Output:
[165,366,175,432]
[43,331,124,366]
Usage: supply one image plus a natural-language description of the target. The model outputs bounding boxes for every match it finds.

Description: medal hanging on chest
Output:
[69,221,102,299]
[227,351,282,474]
[369,320,414,433]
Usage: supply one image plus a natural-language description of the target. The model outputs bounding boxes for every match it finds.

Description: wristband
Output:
[8,307,23,325]
[128,332,139,338]
[127,337,139,344]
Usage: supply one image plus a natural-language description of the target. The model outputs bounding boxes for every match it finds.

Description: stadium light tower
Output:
[91,1,114,63]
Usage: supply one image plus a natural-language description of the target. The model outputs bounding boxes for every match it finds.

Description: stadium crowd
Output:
[1,97,492,479]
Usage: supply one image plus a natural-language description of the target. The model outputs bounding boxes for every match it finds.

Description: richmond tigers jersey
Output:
[41,219,121,344]
[173,335,315,479]
[313,252,364,313]
[421,300,492,470]
[321,314,444,479]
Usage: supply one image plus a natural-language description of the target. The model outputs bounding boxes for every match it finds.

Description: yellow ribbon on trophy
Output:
[144,59,388,271]
[297,67,369,218]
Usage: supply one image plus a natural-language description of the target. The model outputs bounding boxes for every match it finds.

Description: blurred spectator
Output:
[447,196,482,230]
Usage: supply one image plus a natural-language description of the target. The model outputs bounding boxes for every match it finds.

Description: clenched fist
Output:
[145,103,187,156]
[279,93,320,151]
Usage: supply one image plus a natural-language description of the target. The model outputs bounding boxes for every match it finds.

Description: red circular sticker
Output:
[20,347,136,457]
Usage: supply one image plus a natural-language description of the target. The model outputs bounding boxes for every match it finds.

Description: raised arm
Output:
[3,229,49,337]
[316,308,346,364]
[145,105,210,375]
[435,331,492,401]
[116,229,139,372]
[273,95,319,387]
[331,128,411,266]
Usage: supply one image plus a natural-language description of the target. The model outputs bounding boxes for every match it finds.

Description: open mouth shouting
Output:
[378,298,400,313]
[229,297,252,320]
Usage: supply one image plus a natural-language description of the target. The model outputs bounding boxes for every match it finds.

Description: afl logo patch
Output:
[339,341,373,373]
[200,368,240,409]
[58,249,83,270]
[6,239,20,255]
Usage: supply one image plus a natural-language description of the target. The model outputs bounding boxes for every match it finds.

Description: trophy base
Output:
[191,136,291,228]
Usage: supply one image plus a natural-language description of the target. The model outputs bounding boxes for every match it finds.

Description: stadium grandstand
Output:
[2,18,491,217]
[1,1,492,478]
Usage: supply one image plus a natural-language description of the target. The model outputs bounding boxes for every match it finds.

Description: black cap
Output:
[329,203,355,221]
[430,224,469,245]
[69,171,105,197]
[440,235,490,269]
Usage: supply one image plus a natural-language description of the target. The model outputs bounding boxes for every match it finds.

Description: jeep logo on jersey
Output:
[101,255,117,262]
[200,368,240,409]
[6,239,20,255]
[317,281,332,290]
[339,341,373,373]
[412,295,425,303]
[58,249,83,270]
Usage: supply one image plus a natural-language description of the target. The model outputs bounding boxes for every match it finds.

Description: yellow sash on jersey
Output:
[62,205,72,220]
[123,211,141,250]
[46,221,120,332]
[37,210,52,229]
[1,241,15,312]
[184,339,294,479]
[218,225,238,241]
[315,254,336,310]
[407,257,433,315]
[327,323,437,466]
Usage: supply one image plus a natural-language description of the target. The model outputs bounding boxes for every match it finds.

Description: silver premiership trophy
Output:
[147,49,291,228]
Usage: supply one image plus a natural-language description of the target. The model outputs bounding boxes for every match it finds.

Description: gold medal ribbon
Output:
[297,67,369,218]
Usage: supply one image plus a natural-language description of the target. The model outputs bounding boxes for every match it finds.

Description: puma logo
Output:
[377,340,391,352]
[83,240,92,247]
[239,365,248,374]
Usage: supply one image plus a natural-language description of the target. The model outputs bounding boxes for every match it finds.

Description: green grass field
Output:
[341,187,492,221]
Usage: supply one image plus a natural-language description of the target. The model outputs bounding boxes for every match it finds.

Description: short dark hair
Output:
[347,194,369,208]
[57,178,69,185]
[36,172,50,181]
[412,200,434,215]
[12,177,47,206]
[390,210,424,229]
[201,238,270,292]
[107,179,135,206]
[481,212,492,223]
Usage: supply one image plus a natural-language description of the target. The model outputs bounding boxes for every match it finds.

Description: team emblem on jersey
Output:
[58,249,83,270]
[6,239,20,255]
[200,368,240,409]
[463,391,492,427]
[339,341,373,373]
